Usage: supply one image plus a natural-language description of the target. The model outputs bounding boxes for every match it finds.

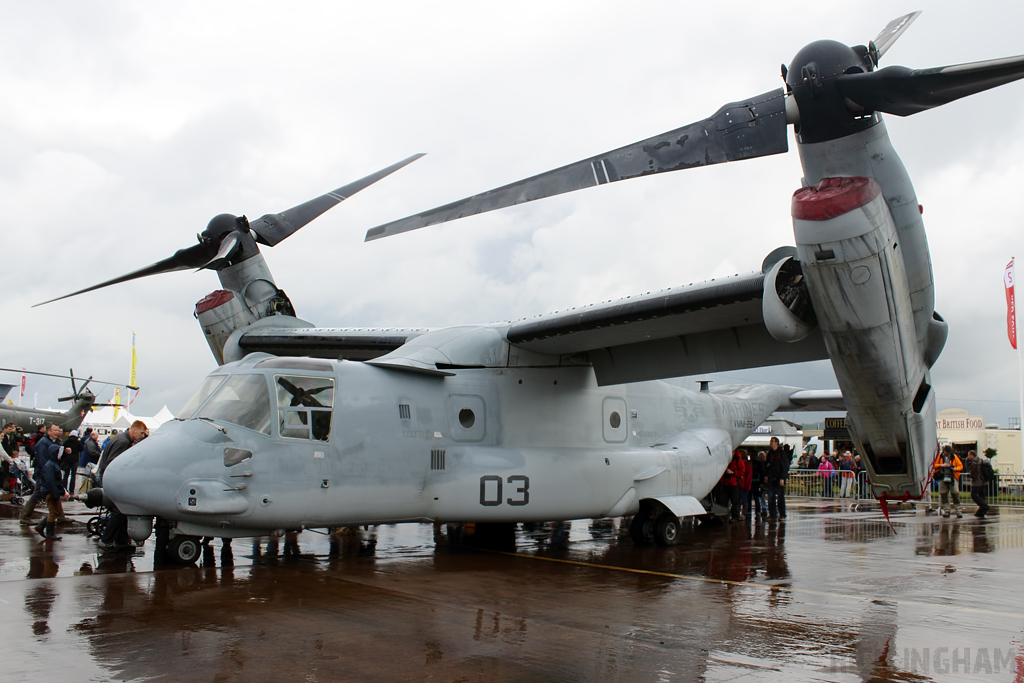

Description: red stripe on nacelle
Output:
[195,290,234,315]
[791,177,881,221]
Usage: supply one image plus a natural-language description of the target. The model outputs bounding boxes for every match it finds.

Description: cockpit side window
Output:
[176,375,227,420]
[196,374,272,435]
[274,375,334,441]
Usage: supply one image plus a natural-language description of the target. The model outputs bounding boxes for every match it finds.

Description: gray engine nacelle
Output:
[762,255,818,343]
[792,176,935,497]
[194,252,300,365]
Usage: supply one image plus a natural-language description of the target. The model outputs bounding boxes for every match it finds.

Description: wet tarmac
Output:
[2,500,1023,682]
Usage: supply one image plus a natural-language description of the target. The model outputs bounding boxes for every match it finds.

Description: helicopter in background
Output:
[0,368,133,435]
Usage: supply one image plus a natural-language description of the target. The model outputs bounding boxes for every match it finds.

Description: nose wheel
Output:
[167,534,202,565]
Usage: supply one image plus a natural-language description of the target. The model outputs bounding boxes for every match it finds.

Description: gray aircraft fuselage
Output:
[105,353,795,540]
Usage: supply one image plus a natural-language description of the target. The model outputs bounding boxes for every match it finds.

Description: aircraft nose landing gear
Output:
[167,534,202,565]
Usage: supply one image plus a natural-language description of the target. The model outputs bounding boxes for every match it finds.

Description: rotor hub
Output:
[786,40,879,144]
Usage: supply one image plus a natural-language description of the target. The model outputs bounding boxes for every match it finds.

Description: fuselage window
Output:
[275,375,334,441]
[196,374,272,435]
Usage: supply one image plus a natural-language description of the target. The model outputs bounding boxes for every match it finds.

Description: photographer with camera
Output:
[932,444,964,518]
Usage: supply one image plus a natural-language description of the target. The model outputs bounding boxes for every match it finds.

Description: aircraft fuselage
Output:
[104,354,795,540]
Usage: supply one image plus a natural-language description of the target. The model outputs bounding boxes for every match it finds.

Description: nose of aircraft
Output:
[102,431,183,517]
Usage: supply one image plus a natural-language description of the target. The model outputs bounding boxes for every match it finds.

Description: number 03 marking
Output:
[479,475,530,506]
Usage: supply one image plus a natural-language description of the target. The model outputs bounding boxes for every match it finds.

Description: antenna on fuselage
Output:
[698,380,711,393]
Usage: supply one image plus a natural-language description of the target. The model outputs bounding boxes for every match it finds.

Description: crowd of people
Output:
[2,420,146,550]
[796,447,866,498]
[714,438,1000,520]
[714,436,794,522]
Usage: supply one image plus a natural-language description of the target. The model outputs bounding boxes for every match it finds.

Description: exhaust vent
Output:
[430,449,445,471]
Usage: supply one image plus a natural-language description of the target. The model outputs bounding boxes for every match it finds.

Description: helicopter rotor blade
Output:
[365,90,789,241]
[0,368,135,389]
[33,242,216,307]
[251,153,426,247]
[196,231,241,271]
[867,11,921,66]
[34,155,425,306]
[838,54,1024,116]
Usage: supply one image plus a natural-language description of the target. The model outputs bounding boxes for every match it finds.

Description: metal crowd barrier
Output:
[783,469,1024,507]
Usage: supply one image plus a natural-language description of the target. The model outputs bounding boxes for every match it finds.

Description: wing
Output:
[506,269,828,386]
[237,327,429,361]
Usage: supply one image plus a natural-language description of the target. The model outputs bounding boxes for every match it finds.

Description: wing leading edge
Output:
[506,270,828,386]
[234,268,827,386]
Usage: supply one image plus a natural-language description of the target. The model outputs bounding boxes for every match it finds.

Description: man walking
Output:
[34,432,66,541]
[965,450,992,518]
[19,424,70,525]
[766,437,790,520]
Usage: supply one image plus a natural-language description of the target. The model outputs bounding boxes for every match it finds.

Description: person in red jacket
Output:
[721,450,748,521]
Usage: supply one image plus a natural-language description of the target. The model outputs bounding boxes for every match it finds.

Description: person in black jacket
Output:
[61,429,82,495]
[750,451,768,519]
[765,437,791,520]
[32,424,66,540]
[97,421,147,551]
[19,424,70,525]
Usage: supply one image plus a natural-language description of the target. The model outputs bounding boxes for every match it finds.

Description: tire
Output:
[654,512,682,547]
[629,511,656,546]
[86,516,102,537]
[168,535,201,564]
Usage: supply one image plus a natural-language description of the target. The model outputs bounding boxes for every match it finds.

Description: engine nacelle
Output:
[762,256,817,343]
[195,252,300,365]
[792,176,935,497]
[196,290,255,366]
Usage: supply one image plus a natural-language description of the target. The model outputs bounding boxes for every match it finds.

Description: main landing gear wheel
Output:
[167,535,202,565]
[629,503,657,546]
[654,512,682,546]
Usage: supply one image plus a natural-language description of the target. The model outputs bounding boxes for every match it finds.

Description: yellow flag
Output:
[113,387,121,422]
[130,332,137,388]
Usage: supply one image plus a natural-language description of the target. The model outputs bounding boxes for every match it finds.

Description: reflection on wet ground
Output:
[2,500,1023,682]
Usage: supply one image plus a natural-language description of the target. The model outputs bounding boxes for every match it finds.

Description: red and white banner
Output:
[20,369,25,398]
[1005,259,1017,350]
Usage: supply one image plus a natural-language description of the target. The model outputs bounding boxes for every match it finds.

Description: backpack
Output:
[982,460,996,484]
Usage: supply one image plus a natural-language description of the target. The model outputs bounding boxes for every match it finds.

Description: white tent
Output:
[82,404,173,433]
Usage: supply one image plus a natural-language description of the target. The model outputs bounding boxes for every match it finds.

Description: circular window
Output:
[459,408,476,429]
[609,411,621,429]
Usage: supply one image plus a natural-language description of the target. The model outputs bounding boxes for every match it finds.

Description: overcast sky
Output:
[3,2,1024,427]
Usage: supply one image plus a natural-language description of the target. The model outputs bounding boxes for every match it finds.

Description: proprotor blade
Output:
[34,155,424,307]
[868,11,921,65]
[838,54,1024,116]
[365,90,789,241]
[251,153,426,247]
[33,242,216,307]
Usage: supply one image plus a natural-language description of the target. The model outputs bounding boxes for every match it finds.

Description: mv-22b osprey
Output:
[43,13,1024,563]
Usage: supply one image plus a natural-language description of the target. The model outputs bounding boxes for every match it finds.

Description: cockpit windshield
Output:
[275,375,334,441]
[196,374,272,435]
[175,375,226,420]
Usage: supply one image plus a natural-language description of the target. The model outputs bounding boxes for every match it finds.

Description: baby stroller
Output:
[9,458,35,506]
[77,464,109,538]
